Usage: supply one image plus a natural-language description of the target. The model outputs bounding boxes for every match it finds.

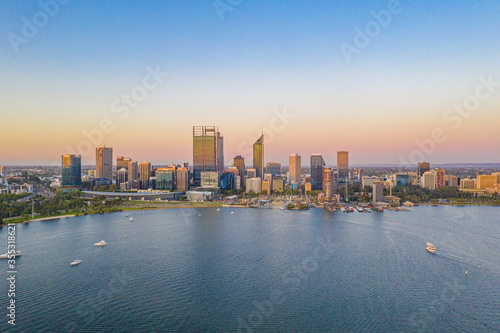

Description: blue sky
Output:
[1,0,499,165]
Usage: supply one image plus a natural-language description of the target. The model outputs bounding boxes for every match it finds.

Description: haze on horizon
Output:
[1,0,499,166]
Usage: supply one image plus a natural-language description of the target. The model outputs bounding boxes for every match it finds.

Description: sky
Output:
[1,0,500,166]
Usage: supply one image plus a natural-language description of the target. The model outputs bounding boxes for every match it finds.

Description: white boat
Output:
[126,214,129,217]
[356,206,364,212]
[130,217,134,222]
[230,211,234,214]
[0,251,21,259]
[70,260,81,266]
[94,240,107,247]
[366,208,372,212]
[426,243,436,254]
[217,208,220,211]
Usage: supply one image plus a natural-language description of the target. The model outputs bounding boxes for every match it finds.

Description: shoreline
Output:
[4,201,498,225]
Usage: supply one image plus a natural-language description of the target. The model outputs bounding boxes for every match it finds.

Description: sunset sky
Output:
[1,0,500,166]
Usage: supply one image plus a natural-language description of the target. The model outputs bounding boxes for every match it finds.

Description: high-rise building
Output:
[156,168,175,191]
[117,156,131,171]
[233,155,246,189]
[220,171,235,191]
[0,166,6,176]
[493,172,500,184]
[253,135,264,179]
[247,168,257,179]
[310,154,325,191]
[477,175,497,189]
[435,168,445,189]
[272,175,284,192]
[262,179,271,195]
[193,126,224,185]
[373,182,384,203]
[449,175,460,188]
[62,154,81,186]
[323,168,334,199]
[128,161,138,185]
[139,162,152,189]
[421,171,436,190]
[289,154,301,185]
[176,167,189,191]
[418,162,430,177]
[96,147,113,180]
[117,168,128,188]
[395,173,410,187]
[337,151,349,185]
[266,162,281,176]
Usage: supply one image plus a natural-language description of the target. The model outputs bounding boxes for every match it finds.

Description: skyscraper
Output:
[233,155,246,188]
[289,154,301,185]
[337,151,349,186]
[176,167,189,191]
[140,161,152,189]
[373,182,384,203]
[193,126,224,185]
[253,135,264,179]
[96,147,113,180]
[310,154,325,191]
[266,162,281,175]
[421,171,436,190]
[62,154,81,186]
[117,156,131,171]
[418,162,430,177]
[0,166,6,176]
[128,160,138,185]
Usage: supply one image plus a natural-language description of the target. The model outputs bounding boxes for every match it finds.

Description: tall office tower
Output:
[449,175,460,188]
[233,155,246,188]
[247,168,257,179]
[266,162,281,175]
[322,168,334,199]
[117,168,128,188]
[337,151,349,186]
[139,162,152,189]
[372,182,384,203]
[128,161,139,185]
[421,171,436,190]
[62,154,82,186]
[117,156,131,170]
[435,167,445,189]
[253,135,264,179]
[310,154,325,191]
[193,126,224,185]
[156,168,175,191]
[96,147,113,180]
[289,154,301,185]
[0,166,6,176]
[176,167,189,191]
[418,162,430,177]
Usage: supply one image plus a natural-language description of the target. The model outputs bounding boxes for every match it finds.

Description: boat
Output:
[217,208,220,211]
[426,243,436,254]
[70,260,82,266]
[356,206,364,212]
[126,214,129,217]
[94,240,107,247]
[230,211,234,214]
[130,217,134,222]
[366,208,372,212]
[0,251,21,259]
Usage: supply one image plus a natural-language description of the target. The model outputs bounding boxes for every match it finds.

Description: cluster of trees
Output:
[92,184,118,192]
[0,191,124,223]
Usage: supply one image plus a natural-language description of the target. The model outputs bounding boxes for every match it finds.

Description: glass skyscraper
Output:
[253,135,264,179]
[310,154,325,191]
[266,162,281,176]
[193,126,224,186]
[96,147,113,181]
[337,151,349,186]
[62,154,81,186]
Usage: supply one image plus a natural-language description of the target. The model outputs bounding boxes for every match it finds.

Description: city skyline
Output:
[1,1,500,165]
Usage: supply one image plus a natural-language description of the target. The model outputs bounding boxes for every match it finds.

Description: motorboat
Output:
[126,214,129,217]
[0,251,21,259]
[217,208,220,211]
[94,240,107,247]
[70,260,82,266]
[426,243,436,254]
[130,217,134,222]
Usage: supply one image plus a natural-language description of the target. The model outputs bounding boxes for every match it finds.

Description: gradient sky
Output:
[1,0,500,166]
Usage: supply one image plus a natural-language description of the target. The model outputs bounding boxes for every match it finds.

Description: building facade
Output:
[310,154,325,191]
[96,147,113,180]
[289,153,301,185]
[140,161,152,189]
[62,154,81,186]
[253,135,264,179]
[337,151,349,186]
[193,126,224,185]
[233,155,245,189]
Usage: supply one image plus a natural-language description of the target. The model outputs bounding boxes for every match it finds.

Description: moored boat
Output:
[0,251,21,259]
[70,260,82,266]
[94,240,107,247]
